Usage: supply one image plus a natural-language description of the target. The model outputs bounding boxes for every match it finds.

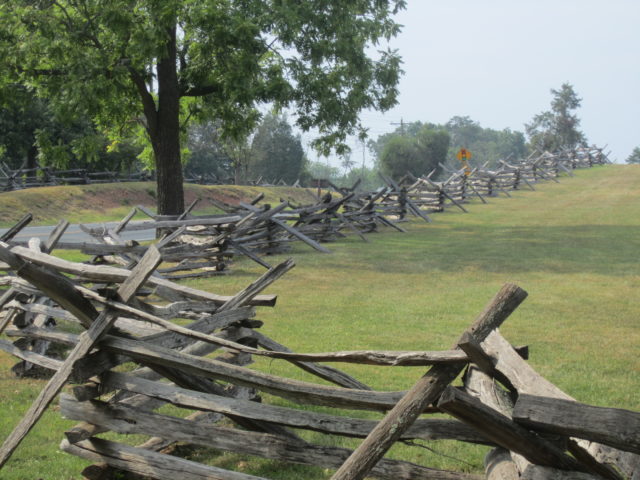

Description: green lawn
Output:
[0,164,639,478]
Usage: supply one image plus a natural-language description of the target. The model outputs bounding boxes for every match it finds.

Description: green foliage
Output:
[0,85,46,169]
[625,147,640,164]
[340,166,383,191]
[367,121,427,163]
[305,160,341,181]
[185,122,235,181]
[1,0,406,213]
[380,135,421,178]
[249,113,305,184]
[379,125,450,179]
[415,127,450,170]
[370,117,526,175]
[526,83,586,152]
[0,84,141,171]
[445,116,526,168]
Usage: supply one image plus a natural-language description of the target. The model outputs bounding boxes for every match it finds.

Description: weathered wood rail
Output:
[0,144,633,479]
[0,162,309,192]
[0,236,637,479]
[366,145,609,220]
[2,145,609,281]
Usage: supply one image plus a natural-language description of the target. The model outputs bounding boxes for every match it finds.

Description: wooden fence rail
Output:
[0,144,635,480]
[0,240,636,479]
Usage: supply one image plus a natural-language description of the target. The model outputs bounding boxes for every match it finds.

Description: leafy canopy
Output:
[380,125,450,179]
[1,0,405,153]
[371,117,525,174]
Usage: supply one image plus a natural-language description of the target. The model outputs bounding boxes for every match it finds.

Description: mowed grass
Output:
[0,165,639,478]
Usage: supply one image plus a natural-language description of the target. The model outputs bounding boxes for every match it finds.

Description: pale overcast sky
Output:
[306,0,640,167]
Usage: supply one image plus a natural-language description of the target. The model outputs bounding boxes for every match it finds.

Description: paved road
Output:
[0,221,156,244]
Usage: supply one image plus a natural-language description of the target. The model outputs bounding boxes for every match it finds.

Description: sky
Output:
[304,0,640,167]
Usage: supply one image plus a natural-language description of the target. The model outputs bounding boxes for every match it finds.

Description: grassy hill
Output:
[0,165,638,478]
[0,182,321,226]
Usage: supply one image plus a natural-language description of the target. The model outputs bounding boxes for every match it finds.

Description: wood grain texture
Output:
[514,394,640,454]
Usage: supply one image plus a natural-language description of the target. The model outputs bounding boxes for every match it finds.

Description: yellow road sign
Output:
[457,148,472,161]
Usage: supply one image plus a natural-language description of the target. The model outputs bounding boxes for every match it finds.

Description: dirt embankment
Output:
[0,182,321,226]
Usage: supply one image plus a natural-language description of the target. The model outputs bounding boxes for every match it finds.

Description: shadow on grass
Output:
[362,224,640,276]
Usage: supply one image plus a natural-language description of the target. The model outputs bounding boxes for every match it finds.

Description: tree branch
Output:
[180,84,221,97]
[128,67,158,137]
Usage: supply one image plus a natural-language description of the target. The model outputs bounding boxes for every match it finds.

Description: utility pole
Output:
[390,118,405,135]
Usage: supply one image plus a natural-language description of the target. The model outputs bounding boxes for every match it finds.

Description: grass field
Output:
[0,165,638,479]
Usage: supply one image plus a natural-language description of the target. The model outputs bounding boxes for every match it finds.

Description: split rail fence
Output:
[0,244,637,479]
[0,144,636,479]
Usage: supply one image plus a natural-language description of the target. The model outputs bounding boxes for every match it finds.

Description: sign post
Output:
[456,148,472,176]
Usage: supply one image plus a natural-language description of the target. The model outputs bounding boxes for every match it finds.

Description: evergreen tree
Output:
[526,83,586,152]
[249,114,305,184]
[626,147,640,164]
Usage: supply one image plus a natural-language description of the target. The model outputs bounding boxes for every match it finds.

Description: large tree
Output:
[526,83,586,153]
[1,1,404,214]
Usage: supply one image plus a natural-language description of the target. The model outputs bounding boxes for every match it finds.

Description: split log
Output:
[0,213,33,242]
[93,372,485,443]
[4,245,276,306]
[485,448,519,480]
[0,338,63,371]
[43,219,70,252]
[271,217,331,253]
[437,386,583,471]
[82,215,243,235]
[252,331,371,390]
[73,318,255,381]
[0,246,162,469]
[60,396,482,480]
[329,283,528,480]
[478,330,632,480]
[519,465,603,480]
[97,337,407,410]
[513,394,640,454]
[60,437,266,480]
[463,365,532,473]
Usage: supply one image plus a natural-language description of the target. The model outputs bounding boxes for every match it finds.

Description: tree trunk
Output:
[26,144,38,172]
[152,24,185,216]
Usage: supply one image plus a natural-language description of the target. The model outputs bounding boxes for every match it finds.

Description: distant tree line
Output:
[367,117,527,180]
[186,113,307,185]
[1,79,594,189]
[368,82,589,181]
